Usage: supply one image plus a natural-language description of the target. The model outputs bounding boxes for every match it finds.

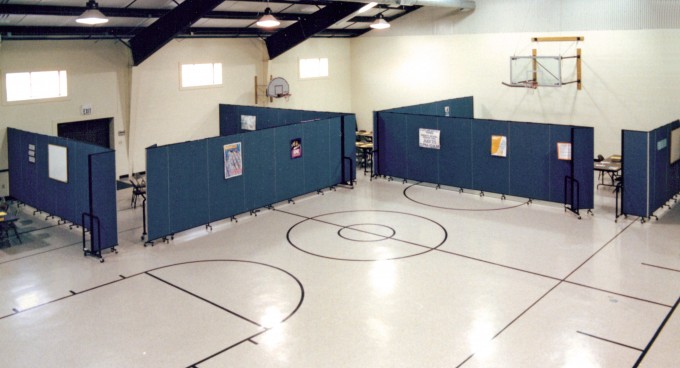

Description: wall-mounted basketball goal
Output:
[503,36,583,90]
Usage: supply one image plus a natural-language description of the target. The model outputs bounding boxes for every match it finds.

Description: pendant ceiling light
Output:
[370,13,390,30]
[256,7,280,28]
[76,0,109,25]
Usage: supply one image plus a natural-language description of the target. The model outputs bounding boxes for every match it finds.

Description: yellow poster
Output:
[491,135,507,157]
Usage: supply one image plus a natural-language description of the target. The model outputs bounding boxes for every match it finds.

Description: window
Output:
[181,63,222,88]
[5,70,68,102]
[299,58,329,79]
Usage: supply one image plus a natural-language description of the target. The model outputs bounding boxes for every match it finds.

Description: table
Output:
[356,142,374,175]
[594,159,621,189]
[356,130,373,140]
[0,214,21,245]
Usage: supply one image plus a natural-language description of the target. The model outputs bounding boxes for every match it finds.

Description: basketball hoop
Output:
[266,77,291,100]
[502,81,538,89]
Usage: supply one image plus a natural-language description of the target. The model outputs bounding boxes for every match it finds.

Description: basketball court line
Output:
[276,204,669,367]
[279,208,448,261]
[576,330,644,352]
[455,217,651,367]
[0,259,306,368]
[403,182,532,211]
[641,262,680,273]
[633,296,680,367]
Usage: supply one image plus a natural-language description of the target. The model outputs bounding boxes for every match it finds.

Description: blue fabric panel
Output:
[622,130,649,217]
[146,146,171,241]
[303,119,332,192]
[23,132,38,206]
[72,143,96,227]
[672,121,680,195]
[572,127,595,209]
[89,151,118,250]
[439,118,473,189]
[244,129,277,209]
[167,140,210,234]
[548,125,572,203]
[472,120,509,194]
[7,129,24,201]
[508,123,551,201]
[377,113,408,179]
[219,104,240,136]
[275,124,306,200]
[328,117,343,186]
[35,135,53,213]
[342,115,357,182]
[406,115,439,183]
[449,96,474,118]
[57,139,78,223]
[421,104,437,116]
[650,128,666,212]
[207,135,247,221]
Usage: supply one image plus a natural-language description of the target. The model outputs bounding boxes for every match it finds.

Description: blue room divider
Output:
[7,128,118,251]
[622,120,680,219]
[219,104,355,136]
[374,98,594,209]
[146,115,355,242]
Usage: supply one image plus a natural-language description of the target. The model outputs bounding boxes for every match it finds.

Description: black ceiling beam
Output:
[129,0,225,66]
[0,25,365,39]
[265,1,365,60]
[0,4,306,21]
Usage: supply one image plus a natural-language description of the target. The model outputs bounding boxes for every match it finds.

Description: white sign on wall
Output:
[419,128,441,149]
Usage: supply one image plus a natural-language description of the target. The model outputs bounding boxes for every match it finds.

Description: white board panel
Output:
[671,128,680,165]
[48,144,68,183]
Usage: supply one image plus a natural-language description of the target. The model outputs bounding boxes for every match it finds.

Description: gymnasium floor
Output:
[0,172,679,367]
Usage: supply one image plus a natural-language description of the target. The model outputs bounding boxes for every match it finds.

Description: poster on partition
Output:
[241,115,256,131]
[224,142,243,179]
[290,138,302,159]
[419,128,441,149]
[491,135,507,157]
[557,142,572,161]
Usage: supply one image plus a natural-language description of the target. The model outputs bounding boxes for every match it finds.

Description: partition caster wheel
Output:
[99,258,105,263]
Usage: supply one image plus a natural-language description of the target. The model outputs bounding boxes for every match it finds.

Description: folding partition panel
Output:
[471,120,509,194]
[548,126,573,203]
[651,126,669,212]
[275,124,306,201]
[376,113,408,179]
[406,115,439,184]
[244,129,277,210]
[89,151,118,250]
[168,140,210,234]
[303,119,332,192]
[572,127,595,210]
[508,123,551,201]
[438,118,473,189]
[207,135,246,222]
[146,145,171,241]
[7,128,118,248]
[373,111,594,208]
[622,130,649,217]
[219,104,351,135]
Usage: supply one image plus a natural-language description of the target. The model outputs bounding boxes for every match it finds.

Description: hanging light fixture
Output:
[76,0,109,25]
[256,7,280,28]
[370,13,390,30]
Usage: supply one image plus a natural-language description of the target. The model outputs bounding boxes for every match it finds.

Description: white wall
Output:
[0,40,131,197]
[351,1,680,156]
[128,38,263,173]
[267,38,353,114]
[128,37,352,173]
